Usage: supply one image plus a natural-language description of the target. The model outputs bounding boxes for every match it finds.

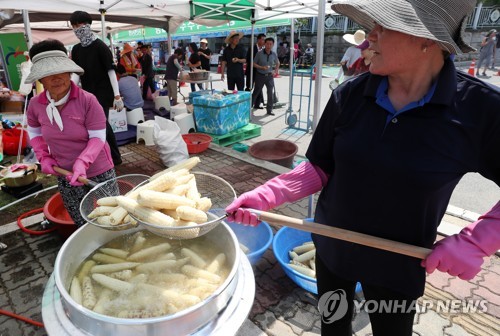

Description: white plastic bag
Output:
[153,116,189,167]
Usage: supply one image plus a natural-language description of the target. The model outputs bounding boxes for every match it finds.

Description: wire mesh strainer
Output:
[133,172,236,239]
[80,174,150,231]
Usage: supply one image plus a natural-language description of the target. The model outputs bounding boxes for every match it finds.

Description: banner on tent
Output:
[113,18,290,42]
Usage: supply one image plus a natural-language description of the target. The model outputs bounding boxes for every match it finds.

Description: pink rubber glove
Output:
[225,161,328,226]
[40,156,59,176]
[422,202,500,280]
[65,137,105,187]
[29,136,58,175]
[67,159,87,186]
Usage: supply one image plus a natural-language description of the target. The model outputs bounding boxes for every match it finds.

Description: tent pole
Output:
[167,18,172,56]
[100,0,106,41]
[287,19,294,117]
[22,10,33,49]
[312,0,326,131]
[249,18,255,91]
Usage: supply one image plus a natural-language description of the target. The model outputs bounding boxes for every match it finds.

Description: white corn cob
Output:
[116,196,175,226]
[92,253,126,264]
[293,242,316,254]
[206,253,226,274]
[138,190,196,210]
[135,260,177,273]
[109,207,129,225]
[96,196,118,207]
[161,209,179,219]
[108,269,133,281]
[96,216,113,226]
[127,243,171,261]
[69,277,83,305]
[294,249,316,263]
[91,273,134,292]
[88,206,117,219]
[181,248,207,268]
[99,248,129,260]
[289,251,299,259]
[196,197,212,212]
[93,288,112,314]
[77,260,96,283]
[124,214,137,225]
[91,262,140,274]
[130,233,146,254]
[82,276,97,310]
[176,206,208,224]
[239,243,250,254]
[181,265,221,284]
[288,263,316,278]
[163,184,190,196]
[149,157,201,181]
[155,252,176,261]
[185,178,201,202]
[127,172,177,199]
[173,174,194,187]
[149,273,187,284]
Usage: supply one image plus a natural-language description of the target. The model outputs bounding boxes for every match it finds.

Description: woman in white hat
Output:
[334,29,365,83]
[25,39,116,228]
[226,0,500,334]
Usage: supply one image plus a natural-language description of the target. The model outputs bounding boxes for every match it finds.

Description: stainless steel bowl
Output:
[53,223,240,336]
[188,71,209,80]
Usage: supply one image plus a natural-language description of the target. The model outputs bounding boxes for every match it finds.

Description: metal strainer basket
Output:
[134,172,236,239]
[80,174,150,231]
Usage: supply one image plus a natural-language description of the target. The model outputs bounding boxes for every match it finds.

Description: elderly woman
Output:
[26,39,115,227]
[226,0,500,335]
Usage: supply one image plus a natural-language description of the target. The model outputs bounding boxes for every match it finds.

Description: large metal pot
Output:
[53,222,240,336]
[0,163,38,187]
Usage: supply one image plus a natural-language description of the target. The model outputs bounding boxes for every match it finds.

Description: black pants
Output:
[190,82,204,92]
[316,255,417,336]
[227,76,244,91]
[98,100,122,165]
[246,70,263,107]
[252,73,274,114]
[142,76,156,100]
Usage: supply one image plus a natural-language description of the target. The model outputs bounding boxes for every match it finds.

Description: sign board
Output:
[0,33,29,91]
[113,18,290,42]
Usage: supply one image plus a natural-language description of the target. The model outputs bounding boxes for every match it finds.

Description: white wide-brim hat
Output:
[343,30,365,45]
[225,31,244,44]
[200,38,208,44]
[25,50,84,84]
[332,0,476,54]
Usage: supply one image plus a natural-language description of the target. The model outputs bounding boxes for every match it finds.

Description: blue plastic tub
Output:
[273,226,362,295]
[226,220,273,265]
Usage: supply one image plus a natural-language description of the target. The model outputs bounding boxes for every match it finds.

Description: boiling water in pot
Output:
[69,230,230,319]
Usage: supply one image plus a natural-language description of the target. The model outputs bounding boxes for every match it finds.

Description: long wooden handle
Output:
[53,166,97,188]
[254,210,432,260]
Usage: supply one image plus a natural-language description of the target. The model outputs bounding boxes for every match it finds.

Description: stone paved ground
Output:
[0,144,498,336]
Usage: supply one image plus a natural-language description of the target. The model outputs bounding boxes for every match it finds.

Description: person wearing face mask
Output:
[69,11,124,166]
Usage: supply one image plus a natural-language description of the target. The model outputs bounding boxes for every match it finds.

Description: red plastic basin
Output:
[43,192,77,238]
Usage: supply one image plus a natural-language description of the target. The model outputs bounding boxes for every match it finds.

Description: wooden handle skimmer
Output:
[53,166,98,188]
[252,210,432,259]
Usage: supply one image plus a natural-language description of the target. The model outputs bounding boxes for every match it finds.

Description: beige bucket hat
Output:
[343,30,365,45]
[225,31,244,44]
[24,50,84,84]
[331,0,476,54]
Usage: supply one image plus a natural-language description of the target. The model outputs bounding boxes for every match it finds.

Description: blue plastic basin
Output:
[226,220,273,265]
[273,225,362,295]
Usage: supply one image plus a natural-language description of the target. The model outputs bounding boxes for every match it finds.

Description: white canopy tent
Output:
[0,0,336,130]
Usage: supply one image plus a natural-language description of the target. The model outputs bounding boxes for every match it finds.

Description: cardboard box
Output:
[193,91,250,135]
[108,109,128,133]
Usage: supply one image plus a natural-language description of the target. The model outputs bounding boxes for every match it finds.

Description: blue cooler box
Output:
[193,91,251,135]
[188,90,212,104]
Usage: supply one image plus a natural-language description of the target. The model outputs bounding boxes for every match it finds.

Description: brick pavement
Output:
[0,143,498,335]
